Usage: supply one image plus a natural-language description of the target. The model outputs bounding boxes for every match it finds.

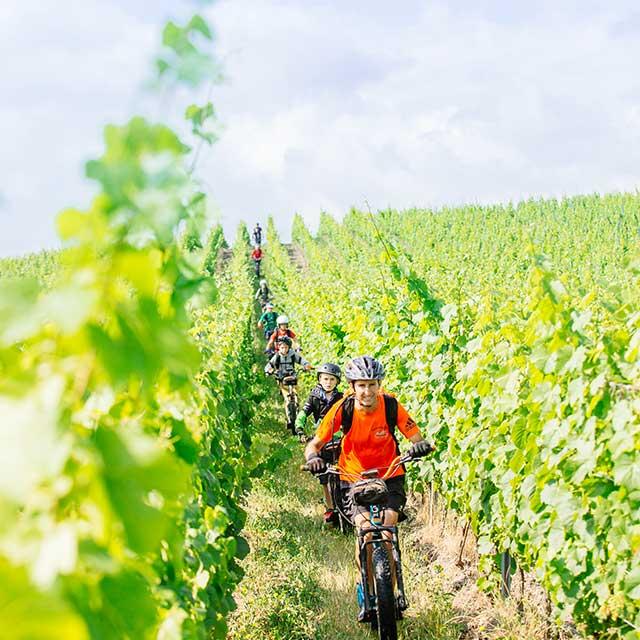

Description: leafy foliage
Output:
[271,199,640,639]
[0,8,266,638]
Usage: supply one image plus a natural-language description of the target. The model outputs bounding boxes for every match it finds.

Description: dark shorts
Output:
[341,475,406,520]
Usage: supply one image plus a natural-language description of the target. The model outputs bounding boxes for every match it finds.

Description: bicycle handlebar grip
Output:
[408,443,436,459]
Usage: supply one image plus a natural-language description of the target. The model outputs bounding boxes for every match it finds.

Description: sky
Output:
[1,0,639,256]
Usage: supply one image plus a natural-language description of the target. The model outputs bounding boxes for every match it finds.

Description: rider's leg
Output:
[353,512,374,590]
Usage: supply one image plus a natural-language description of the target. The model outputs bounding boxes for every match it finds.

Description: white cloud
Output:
[198,0,640,238]
[1,0,639,255]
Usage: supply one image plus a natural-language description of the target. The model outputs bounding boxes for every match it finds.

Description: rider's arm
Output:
[396,404,421,439]
[396,403,433,451]
[301,393,315,416]
[295,410,308,432]
[304,435,325,461]
[296,392,315,431]
[294,352,312,370]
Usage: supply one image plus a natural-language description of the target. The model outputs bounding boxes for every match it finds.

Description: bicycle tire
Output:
[286,400,298,433]
[371,543,397,640]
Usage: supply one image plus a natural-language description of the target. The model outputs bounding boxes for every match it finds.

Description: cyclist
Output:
[303,355,432,622]
[252,223,263,246]
[295,363,344,523]
[255,279,270,307]
[266,315,298,353]
[258,303,278,340]
[251,245,263,276]
[265,336,312,399]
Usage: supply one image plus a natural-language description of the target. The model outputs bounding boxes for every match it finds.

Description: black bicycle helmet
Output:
[317,363,342,381]
[276,335,293,346]
[344,355,385,381]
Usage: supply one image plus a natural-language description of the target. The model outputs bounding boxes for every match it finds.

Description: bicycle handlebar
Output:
[301,452,423,479]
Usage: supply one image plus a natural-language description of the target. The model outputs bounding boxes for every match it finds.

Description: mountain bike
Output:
[303,452,427,640]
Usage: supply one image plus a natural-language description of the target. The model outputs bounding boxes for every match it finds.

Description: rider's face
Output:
[352,380,380,408]
[278,323,288,329]
[278,343,290,355]
[318,373,338,392]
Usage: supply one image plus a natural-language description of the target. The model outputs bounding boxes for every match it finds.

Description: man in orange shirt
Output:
[303,356,432,620]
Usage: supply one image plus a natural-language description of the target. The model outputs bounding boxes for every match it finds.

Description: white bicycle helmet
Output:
[344,356,385,381]
[276,315,289,325]
[260,279,267,286]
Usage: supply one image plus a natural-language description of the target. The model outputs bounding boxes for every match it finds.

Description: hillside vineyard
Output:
[262,195,640,638]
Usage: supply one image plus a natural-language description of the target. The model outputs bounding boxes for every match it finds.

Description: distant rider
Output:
[251,245,263,276]
[255,279,270,307]
[266,315,298,353]
[258,303,278,340]
[265,336,312,403]
[252,223,263,246]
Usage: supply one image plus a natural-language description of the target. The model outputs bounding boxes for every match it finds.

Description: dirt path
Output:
[226,413,464,640]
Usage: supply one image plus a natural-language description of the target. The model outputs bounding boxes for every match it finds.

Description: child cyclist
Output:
[255,279,270,307]
[257,303,278,340]
[265,336,313,409]
[266,315,298,354]
[295,363,343,523]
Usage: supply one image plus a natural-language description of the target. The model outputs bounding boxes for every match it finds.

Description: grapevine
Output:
[267,201,640,639]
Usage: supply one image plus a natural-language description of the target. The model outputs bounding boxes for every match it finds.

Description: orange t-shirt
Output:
[315,393,420,480]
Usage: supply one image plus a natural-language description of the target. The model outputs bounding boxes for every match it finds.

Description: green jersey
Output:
[259,310,278,332]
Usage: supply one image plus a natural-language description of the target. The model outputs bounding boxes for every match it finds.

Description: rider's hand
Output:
[306,455,326,475]
[408,440,434,459]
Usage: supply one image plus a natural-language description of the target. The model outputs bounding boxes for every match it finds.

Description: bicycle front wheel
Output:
[372,543,397,640]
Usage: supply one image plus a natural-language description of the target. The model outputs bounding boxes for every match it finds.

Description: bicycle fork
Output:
[358,512,409,618]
